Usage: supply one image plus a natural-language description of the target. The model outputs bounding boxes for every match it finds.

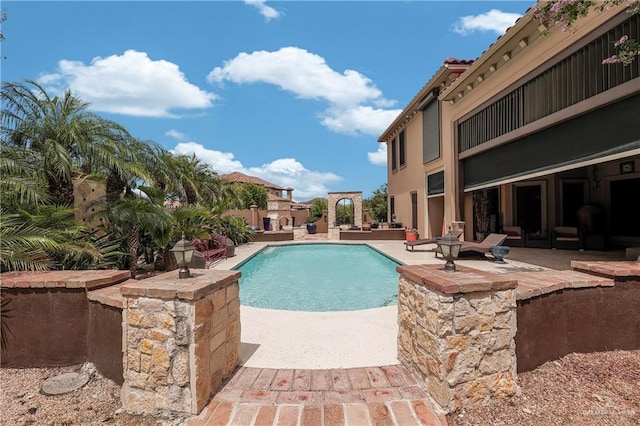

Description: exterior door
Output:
[515,184,543,234]
[411,192,418,230]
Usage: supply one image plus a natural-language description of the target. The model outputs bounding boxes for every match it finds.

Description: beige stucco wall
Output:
[73,176,106,229]
[386,115,429,233]
[439,4,631,240]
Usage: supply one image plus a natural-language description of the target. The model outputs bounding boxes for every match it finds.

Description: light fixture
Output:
[170,234,195,279]
[436,227,463,273]
[592,165,600,189]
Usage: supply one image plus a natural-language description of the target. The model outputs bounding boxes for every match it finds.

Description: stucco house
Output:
[379,2,640,250]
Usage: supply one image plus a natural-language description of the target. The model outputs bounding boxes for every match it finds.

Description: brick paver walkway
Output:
[186,365,447,426]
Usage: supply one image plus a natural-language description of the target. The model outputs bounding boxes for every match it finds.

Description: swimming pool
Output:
[235,244,401,312]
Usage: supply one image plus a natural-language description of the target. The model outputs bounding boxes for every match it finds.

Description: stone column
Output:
[120,270,241,416]
[293,227,307,240]
[396,264,517,413]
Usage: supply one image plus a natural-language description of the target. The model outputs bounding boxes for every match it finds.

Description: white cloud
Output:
[452,9,522,36]
[170,142,341,200]
[208,47,384,107]
[321,106,402,137]
[207,47,398,137]
[39,50,217,118]
[166,129,186,141]
[171,142,244,174]
[368,144,387,166]
[244,0,283,21]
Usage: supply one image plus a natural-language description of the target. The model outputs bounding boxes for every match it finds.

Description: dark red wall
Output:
[253,232,294,242]
[1,288,123,384]
[88,302,123,384]
[1,289,88,367]
[516,279,640,372]
[340,229,406,240]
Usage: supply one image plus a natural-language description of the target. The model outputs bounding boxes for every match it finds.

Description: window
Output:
[458,14,639,153]
[422,100,440,163]
[391,138,397,171]
[399,130,406,167]
[390,196,395,221]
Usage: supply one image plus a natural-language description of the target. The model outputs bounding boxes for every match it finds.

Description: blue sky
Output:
[1,1,534,201]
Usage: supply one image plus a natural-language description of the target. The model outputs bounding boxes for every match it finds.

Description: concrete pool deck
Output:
[211,237,554,370]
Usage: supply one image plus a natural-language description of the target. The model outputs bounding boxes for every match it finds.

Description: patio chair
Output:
[502,226,524,247]
[435,233,508,258]
[192,237,227,267]
[552,226,583,250]
[404,230,463,251]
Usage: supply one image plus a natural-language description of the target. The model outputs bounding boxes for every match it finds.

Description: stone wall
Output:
[293,227,307,240]
[120,270,241,416]
[397,264,518,413]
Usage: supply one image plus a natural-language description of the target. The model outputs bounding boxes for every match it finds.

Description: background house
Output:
[221,172,310,230]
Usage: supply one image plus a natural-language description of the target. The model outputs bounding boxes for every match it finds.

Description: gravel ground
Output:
[448,349,640,426]
[2,350,639,426]
[0,364,181,426]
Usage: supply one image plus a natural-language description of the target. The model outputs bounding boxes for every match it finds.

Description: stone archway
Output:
[327,191,362,240]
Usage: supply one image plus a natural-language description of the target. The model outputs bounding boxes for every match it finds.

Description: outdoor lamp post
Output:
[170,234,195,279]
[437,227,463,273]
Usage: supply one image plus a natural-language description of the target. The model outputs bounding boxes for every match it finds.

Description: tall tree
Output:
[234,182,268,209]
[364,184,388,222]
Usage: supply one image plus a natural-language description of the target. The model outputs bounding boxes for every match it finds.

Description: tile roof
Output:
[221,172,285,190]
[377,58,473,142]
[267,192,290,202]
[443,58,475,65]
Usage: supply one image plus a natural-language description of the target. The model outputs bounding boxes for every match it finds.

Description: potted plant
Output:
[305,216,317,234]
[405,228,419,242]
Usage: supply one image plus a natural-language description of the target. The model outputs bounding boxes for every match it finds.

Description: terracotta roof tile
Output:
[221,172,285,190]
[267,193,290,202]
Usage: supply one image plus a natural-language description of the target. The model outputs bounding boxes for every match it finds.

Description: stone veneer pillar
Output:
[293,226,306,240]
[396,264,518,413]
[120,269,241,416]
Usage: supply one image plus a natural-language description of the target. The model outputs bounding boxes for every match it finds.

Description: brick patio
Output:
[185,365,447,426]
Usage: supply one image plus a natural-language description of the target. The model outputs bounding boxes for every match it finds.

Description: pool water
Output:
[235,244,400,311]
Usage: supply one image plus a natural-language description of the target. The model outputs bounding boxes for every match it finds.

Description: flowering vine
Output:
[533,0,640,65]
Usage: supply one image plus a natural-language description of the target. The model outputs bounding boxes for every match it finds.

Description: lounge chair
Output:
[435,233,508,259]
[404,230,463,251]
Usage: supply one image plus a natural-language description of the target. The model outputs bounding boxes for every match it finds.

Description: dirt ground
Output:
[447,349,640,426]
[1,350,638,425]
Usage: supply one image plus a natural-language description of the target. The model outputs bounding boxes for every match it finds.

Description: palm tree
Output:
[95,187,173,278]
[0,145,101,271]
[0,205,99,272]
[159,153,238,210]
[1,80,134,206]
